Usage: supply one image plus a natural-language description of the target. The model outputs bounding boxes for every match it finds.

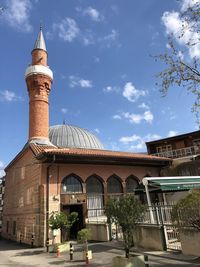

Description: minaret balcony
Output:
[25,65,53,80]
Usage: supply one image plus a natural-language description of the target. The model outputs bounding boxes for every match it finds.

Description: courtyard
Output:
[0,238,200,267]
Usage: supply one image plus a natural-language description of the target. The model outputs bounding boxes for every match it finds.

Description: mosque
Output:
[2,28,171,247]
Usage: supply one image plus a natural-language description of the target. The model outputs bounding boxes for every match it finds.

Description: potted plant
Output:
[49,211,78,252]
[77,228,92,262]
[105,194,146,267]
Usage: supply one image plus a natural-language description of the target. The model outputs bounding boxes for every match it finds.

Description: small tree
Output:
[49,211,78,241]
[171,191,200,231]
[77,228,92,253]
[105,194,146,258]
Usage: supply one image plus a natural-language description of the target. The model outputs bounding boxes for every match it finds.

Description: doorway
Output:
[62,204,84,241]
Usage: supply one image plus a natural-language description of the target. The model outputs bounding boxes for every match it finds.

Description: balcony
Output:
[152,146,200,159]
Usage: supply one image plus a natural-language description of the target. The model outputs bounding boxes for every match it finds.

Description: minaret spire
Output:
[33,25,46,52]
[25,26,53,142]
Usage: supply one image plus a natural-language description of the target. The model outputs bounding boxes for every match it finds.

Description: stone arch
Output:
[61,173,83,194]
[126,175,139,193]
[107,174,123,194]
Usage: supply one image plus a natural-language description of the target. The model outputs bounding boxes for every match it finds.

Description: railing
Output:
[152,146,200,159]
[139,204,174,225]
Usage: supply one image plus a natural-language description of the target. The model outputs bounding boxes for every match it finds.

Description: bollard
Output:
[85,250,89,265]
[31,234,34,248]
[19,234,22,244]
[57,246,60,257]
[144,255,149,267]
[69,243,74,261]
[46,238,50,252]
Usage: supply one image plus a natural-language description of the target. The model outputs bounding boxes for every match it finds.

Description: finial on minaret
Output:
[33,24,47,52]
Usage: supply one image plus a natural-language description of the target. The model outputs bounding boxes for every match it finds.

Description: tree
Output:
[49,211,78,239]
[105,194,146,258]
[77,228,92,253]
[156,0,200,124]
[171,191,200,231]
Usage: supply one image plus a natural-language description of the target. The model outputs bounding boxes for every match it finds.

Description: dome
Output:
[49,124,104,150]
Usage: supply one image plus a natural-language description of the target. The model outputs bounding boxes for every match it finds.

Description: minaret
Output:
[25,26,53,142]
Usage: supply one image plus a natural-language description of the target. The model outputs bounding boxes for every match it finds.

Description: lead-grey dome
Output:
[49,125,104,150]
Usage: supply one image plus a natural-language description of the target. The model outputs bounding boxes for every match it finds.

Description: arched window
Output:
[107,175,122,194]
[86,175,104,194]
[61,174,83,193]
[126,176,139,193]
[86,175,104,217]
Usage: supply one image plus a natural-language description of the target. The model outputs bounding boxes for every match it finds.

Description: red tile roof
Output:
[30,143,171,162]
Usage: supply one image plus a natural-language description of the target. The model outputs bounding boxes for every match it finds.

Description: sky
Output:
[0,0,199,176]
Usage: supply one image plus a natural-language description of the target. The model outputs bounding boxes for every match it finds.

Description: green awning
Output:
[149,177,200,191]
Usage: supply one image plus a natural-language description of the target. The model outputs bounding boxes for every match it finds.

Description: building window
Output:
[193,139,200,150]
[86,175,104,217]
[61,174,83,193]
[126,176,139,193]
[13,221,16,236]
[86,175,104,194]
[107,175,123,194]
[156,145,172,153]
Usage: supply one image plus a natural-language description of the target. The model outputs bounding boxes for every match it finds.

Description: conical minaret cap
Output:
[33,26,47,52]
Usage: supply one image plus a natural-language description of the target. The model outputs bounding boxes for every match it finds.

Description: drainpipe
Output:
[46,154,56,252]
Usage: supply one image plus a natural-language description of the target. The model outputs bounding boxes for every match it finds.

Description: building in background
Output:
[146,131,200,203]
[146,130,200,162]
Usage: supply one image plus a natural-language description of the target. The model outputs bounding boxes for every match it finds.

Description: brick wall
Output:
[2,148,45,246]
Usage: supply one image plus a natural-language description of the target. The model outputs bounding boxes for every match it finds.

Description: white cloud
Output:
[3,0,32,32]
[103,85,120,93]
[61,108,68,114]
[53,17,80,42]
[138,103,150,109]
[0,161,5,178]
[119,133,161,152]
[83,7,103,22]
[48,17,118,48]
[69,76,92,88]
[94,128,100,134]
[112,114,121,120]
[0,90,23,102]
[162,3,200,58]
[82,30,95,46]
[122,110,154,124]
[99,29,119,48]
[143,110,154,123]
[122,82,146,102]
[102,29,118,42]
[168,130,178,137]
[119,134,141,144]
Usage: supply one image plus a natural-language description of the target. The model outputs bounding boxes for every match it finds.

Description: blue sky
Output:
[0,0,198,176]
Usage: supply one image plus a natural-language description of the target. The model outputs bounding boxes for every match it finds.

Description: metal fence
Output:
[140,203,174,225]
[139,203,181,251]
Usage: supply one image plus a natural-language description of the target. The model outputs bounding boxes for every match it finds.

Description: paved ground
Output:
[0,238,200,267]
